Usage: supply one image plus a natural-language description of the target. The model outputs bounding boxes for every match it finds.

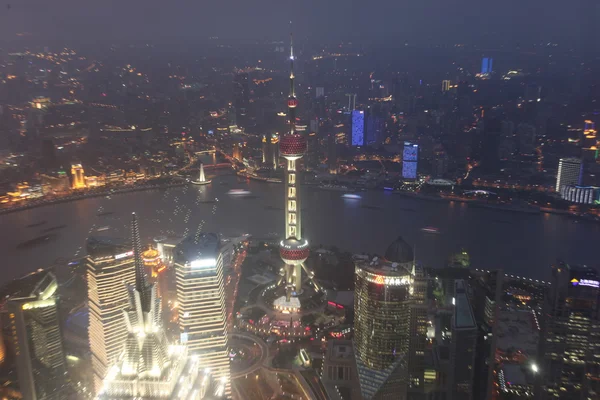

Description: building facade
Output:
[7,271,70,400]
[556,158,582,193]
[353,237,426,400]
[86,236,136,393]
[448,280,477,400]
[97,214,226,399]
[539,262,600,399]
[174,233,230,394]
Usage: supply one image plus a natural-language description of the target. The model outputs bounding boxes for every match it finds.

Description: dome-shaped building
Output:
[384,236,414,264]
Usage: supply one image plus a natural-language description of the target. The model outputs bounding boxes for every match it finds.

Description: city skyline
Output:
[0,7,600,399]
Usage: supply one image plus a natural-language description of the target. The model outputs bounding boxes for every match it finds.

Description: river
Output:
[1,171,597,285]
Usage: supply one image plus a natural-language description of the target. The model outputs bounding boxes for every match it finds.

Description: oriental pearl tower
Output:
[275,32,321,310]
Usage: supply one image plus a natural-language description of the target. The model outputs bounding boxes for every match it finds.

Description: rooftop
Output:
[454,280,476,330]
[0,269,56,300]
[384,236,414,264]
[86,236,131,259]
[355,256,413,278]
[174,233,220,265]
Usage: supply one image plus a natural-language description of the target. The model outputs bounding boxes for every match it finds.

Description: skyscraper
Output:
[353,237,426,400]
[86,236,136,393]
[402,142,418,179]
[174,233,230,395]
[7,270,70,400]
[539,262,600,398]
[233,73,249,129]
[275,32,321,309]
[556,157,583,193]
[448,280,477,400]
[481,57,493,74]
[351,110,365,146]
[97,214,226,399]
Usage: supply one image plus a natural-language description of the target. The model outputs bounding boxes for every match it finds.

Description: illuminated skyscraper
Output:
[481,57,493,74]
[402,142,418,179]
[351,110,365,146]
[441,80,451,92]
[97,214,226,399]
[86,236,136,393]
[174,233,230,396]
[71,163,86,189]
[556,157,582,193]
[7,271,70,400]
[539,262,600,398]
[353,237,426,400]
[275,32,321,309]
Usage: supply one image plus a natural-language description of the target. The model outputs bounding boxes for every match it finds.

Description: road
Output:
[229,332,269,379]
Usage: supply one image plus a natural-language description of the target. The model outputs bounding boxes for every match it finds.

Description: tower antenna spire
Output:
[287,23,297,134]
[131,212,149,311]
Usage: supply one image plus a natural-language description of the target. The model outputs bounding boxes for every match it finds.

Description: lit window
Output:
[289,187,296,198]
[289,173,296,184]
[289,200,296,211]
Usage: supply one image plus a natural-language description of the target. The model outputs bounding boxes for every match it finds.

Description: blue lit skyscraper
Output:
[402,142,418,179]
[352,110,365,146]
[481,57,493,74]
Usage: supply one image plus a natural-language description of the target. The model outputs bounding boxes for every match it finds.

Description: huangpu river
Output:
[1,171,598,285]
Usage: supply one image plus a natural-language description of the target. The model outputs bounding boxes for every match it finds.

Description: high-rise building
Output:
[448,280,477,400]
[174,233,230,395]
[7,270,70,400]
[539,262,600,398]
[441,80,451,92]
[275,33,321,310]
[233,73,249,129]
[366,111,385,147]
[402,142,418,179]
[86,236,136,393]
[71,163,86,189]
[556,158,582,193]
[327,133,338,174]
[353,237,426,400]
[517,123,537,154]
[351,110,365,146]
[97,214,226,399]
[316,87,325,98]
[481,57,493,74]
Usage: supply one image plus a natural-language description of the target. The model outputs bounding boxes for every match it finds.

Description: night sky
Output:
[0,0,585,46]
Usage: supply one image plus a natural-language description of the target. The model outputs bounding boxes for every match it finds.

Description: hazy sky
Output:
[0,0,583,46]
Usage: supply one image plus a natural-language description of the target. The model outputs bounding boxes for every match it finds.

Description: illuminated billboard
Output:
[571,278,600,288]
[191,258,217,269]
[114,250,134,260]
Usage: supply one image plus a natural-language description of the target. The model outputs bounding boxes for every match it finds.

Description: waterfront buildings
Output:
[71,163,86,189]
[173,233,230,395]
[560,184,600,204]
[97,214,226,399]
[353,237,426,400]
[539,262,600,398]
[555,158,582,193]
[86,236,136,393]
[7,270,70,400]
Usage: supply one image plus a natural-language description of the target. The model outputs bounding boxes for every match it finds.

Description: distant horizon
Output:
[0,0,592,49]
